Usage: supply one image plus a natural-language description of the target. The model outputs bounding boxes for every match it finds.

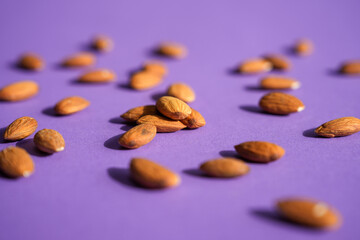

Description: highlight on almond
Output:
[78,69,116,83]
[54,96,90,115]
[0,80,39,102]
[167,83,196,103]
[156,42,187,59]
[130,71,163,90]
[237,58,272,74]
[137,114,186,133]
[62,52,95,67]
[200,158,250,178]
[234,141,285,163]
[314,117,360,138]
[156,96,192,120]
[0,146,34,178]
[143,61,168,77]
[121,105,158,122]
[260,76,300,90]
[4,116,38,141]
[34,129,65,154]
[181,108,206,129]
[259,92,305,115]
[263,54,291,71]
[118,123,157,149]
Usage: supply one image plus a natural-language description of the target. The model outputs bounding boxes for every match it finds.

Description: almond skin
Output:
[294,39,313,56]
[121,105,158,122]
[259,92,305,115]
[234,141,285,163]
[130,71,163,90]
[181,108,206,129]
[238,58,272,74]
[4,116,38,141]
[130,157,180,188]
[200,158,250,178]
[260,76,300,90]
[167,83,196,103]
[92,35,113,52]
[263,54,291,71]
[156,96,192,120]
[157,42,187,59]
[315,117,360,138]
[62,52,95,67]
[34,129,65,153]
[0,81,39,102]
[143,61,168,77]
[277,198,341,229]
[54,96,90,115]
[78,69,116,83]
[340,61,360,75]
[137,115,186,133]
[118,123,157,149]
[0,146,34,178]
[18,53,44,70]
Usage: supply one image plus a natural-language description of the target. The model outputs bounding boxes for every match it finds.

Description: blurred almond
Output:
[156,96,192,120]
[92,35,113,52]
[78,69,116,83]
[157,42,187,59]
[294,39,313,56]
[238,58,272,74]
[54,96,90,115]
[34,129,65,154]
[181,108,206,128]
[0,146,34,178]
[4,116,38,141]
[259,92,305,115]
[315,117,360,138]
[18,53,44,70]
[121,105,158,122]
[62,52,95,67]
[260,76,300,90]
[263,54,291,71]
[340,61,360,75]
[130,71,162,90]
[143,61,168,76]
[0,80,39,102]
[137,114,186,132]
[200,158,250,178]
[234,141,285,163]
[118,123,157,149]
[167,83,195,103]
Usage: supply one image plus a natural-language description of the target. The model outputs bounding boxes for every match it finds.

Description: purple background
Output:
[0,0,359,239]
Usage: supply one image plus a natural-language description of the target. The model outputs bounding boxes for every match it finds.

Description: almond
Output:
[121,105,158,122]
[0,81,39,102]
[143,61,168,77]
[234,141,285,163]
[294,39,313,56]
[277,198,341,229]
[167,83,196,103]
[62,52,95,67]
[200,158,250,178]
[181,108,206,128]
[34,129,65,153]
[130,157,180,188]
[78,69,116,83]
[137,115,186,132]
[259,92,305,115]
[260,76,300,90]
[238,58,272,74]
[157,42,187,59]
[92,35,113,52]
[0,146,34,178]
[118,123,157,149]
[4,116,38,141]
[263,54,291,71]
[54,96,90,115]
[18,53,44,70]
[340,61,360,75]
[156,96,192,120]
[315,117,360,138]
[130,71,162,90]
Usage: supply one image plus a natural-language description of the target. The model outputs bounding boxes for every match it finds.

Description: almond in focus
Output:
[234,141,285,163]
[78,69,116,83]
[238,58,272,74]
[259,92,305,115]
[4,116,38,141]
[156,96,192,120]
[0,146,34,178]
[181,108,206,129]
[18,53,44,71]
[92,35,113,52]
[263,54,291,71]
[34,129,65,154]
[157,42,187,59]
[62,52,95,67]
[260,76,300,90]
[0,81,39,102]
[314,117,360,138]
[54,96,90,115]
[118,123,157,149]
[137,115,186,133]
[200,158,250,178]
[121,105,158,122]
[130,71,163,90]
[167,83,196,103]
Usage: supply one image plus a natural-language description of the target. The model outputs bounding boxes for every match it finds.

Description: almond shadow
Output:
[104,134,132,150]
[107,167,142,189]
[0,127,8,144]
[303,128,320,138]
[16,139,50,157]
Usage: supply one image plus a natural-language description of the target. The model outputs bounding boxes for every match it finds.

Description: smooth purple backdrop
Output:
[0,0,359,239]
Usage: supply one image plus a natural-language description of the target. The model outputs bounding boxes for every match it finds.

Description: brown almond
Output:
[277,198,341,228]
[0,146,34,178]
[137,115,186,133]
[259,92,305,115]
[121,105,158,122]
[200,158,250,178]
[130,157,180,188]
[130,71,163,90]
[181,108,206,128]
[315,117,360,138]
[78,69,116,83]
[294,39,313,56]
[118,123,157,149]
[156,96,192,120]
[18,53,44,70]
[263,54,291,71]
[167,83,196,103]
[238,58,272,74]
[260,76,300,90]
[0,81,39,102]
[234,141,285,163]
[54,96,90,115]
[4,117,38,141]
[340,61,360,75]
[62,52,95,67]
[92,35,113,52]
[143,61,168,77]
[34,129,65,153]
[157,42,187,59]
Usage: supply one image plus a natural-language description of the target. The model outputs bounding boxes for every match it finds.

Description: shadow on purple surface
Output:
[302,128,320,138]
[327,69,344,77]
[109,117,128,124]
[0,127,8,144]
[226,67,240,76]
[8,61,39,72]
[219,150,238,158]
[42,106,60,117]
[151,91,166,101]
[16,139,50,157]
[239,105,289,117]
[182,168,208,178]
[108,167,153,190]
[104,134,133,150]
[117,82,133,90]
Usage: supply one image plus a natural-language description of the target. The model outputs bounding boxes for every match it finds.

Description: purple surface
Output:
[0,0,360,239]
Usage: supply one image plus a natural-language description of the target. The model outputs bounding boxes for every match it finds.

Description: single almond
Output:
[0,146,34,178]
[167,83,196,103]
[54,96,90,115]
[200,158,250,178]
[259,92,305,115]
[0,81,39,102]
[4,116,38,141]
[238,58,272,74]
[137,115,186,132]
[277,198,341,228]
[130,71,163,90]
[78,69,116,83]
[260,76,300,90]
[18,53,44,70]
[121,105,158,122]
[340,61,360,75]
[143,61,168,77]
[294,39,313,56]
[34,129,65,153]
[263,54,291,71]
[234,141,285,163]
[157,42,187,59]
[130,157,180,188]
[118,123,157,149]
[156,96,192,120]
[92,35,113,52]
[62,52,95,67]
[181,108,206,128]
[314,117,360,138]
